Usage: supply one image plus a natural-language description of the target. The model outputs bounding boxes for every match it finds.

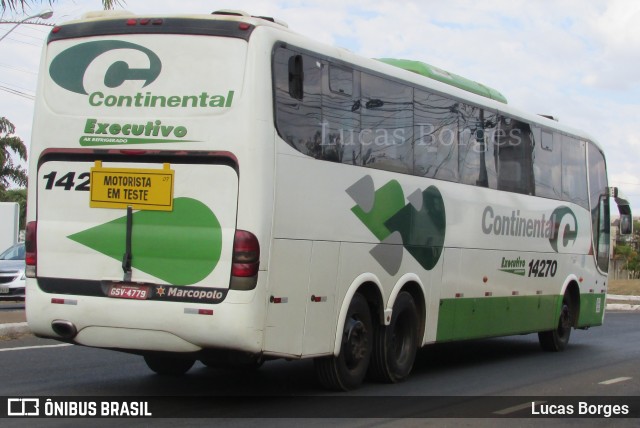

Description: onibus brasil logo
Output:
[49,40,235,147]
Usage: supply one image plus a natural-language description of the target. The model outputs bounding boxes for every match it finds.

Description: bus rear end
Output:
[26,12,270,373]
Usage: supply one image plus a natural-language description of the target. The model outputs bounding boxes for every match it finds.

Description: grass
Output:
[608,279,640,296]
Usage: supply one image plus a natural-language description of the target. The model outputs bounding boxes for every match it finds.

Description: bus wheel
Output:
[143,354,195,375]
[314,293,373,391]
[538,293,573,352]
[369,291,419,383]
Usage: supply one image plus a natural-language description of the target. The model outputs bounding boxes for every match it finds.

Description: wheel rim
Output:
[344,317,368,369]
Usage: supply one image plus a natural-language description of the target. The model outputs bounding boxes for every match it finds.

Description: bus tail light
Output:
[25,221,37,278]
[230,230,259,290]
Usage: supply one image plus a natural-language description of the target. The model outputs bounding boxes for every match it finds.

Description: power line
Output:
[0,78,35,92]
[0,34,46,46]
[0,19,54,45]
[10,27,49,41]
[0,84,34,100]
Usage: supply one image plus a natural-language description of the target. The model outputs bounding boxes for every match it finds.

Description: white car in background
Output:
[0,242,25,301]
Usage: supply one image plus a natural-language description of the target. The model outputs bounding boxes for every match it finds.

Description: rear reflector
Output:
[51,298,78,305]
[25,221,37,278]
[184,308,214,316]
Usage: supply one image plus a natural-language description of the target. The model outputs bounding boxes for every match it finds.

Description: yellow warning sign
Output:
[90,161,174,211]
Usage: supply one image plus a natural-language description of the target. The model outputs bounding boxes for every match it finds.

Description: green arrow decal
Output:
[68,197,222,285]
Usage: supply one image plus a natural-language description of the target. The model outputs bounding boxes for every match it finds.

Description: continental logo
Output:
[50,40,161,95]
[482,205,578,252]
[49,40,235,109]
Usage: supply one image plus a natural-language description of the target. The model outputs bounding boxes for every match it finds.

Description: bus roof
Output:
[377,58,509,104]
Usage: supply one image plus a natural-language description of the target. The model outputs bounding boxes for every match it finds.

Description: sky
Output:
[1,0,640,214]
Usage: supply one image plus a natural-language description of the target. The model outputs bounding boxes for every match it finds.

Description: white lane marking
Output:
[494,401,545,415]
[599,377,632,385]
[0,343,72,352]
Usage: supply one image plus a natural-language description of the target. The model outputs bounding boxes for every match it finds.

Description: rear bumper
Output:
[26,276,267,354]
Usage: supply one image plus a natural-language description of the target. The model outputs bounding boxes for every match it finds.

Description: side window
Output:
[588,143,610,272]
[495,116,534,194]
[322,65,361,164]
[561,136,589,209]
[532,128,562,199]
[361,73,413,173]
[478,110,499,189]
[273,47,322,157]
[329,66,353,96]
[413,89,459,181]
[459,104,497,188]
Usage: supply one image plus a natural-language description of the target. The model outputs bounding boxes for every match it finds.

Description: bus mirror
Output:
[620,214,633,235]
[610,187,633,235]
[288,54,304,100]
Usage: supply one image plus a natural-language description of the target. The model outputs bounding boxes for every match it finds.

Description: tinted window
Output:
[414,89,459,181]
[274,48,322,156]
[323,65,360,164]
[361,73,413,173]
[329,66,353,96]
[532,128,562,199]
[561,136,589,209]
[495,116,534,194]
[459,104,494,187]
[273,46,594,208]
[478,111,499,189]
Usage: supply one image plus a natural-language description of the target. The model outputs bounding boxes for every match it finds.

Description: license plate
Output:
[107,284,151,300]
[0,286,8,294]
[90,161,174,211]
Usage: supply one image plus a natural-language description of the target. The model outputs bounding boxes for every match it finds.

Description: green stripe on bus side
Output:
[436,293,607,342]
[576,293,606,327]
[436,295,560,342]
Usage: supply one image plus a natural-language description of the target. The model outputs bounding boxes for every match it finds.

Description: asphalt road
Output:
[0,312,639,427]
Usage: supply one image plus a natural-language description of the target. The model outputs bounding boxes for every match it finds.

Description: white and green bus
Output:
[26,9,632,390]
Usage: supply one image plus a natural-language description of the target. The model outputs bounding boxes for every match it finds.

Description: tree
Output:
[0,117,27,192]
[614,244,639,279]
[1,0,119,12]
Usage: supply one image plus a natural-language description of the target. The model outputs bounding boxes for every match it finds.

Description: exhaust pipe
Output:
[51,319,78,340]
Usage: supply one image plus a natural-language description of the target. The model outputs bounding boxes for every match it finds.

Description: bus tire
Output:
[369,291,419,383]
[314,293,373,391]
[538,293,573,352]
[143,354,195,375]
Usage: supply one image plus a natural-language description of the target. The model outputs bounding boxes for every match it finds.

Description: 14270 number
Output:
[528,259,558,278]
